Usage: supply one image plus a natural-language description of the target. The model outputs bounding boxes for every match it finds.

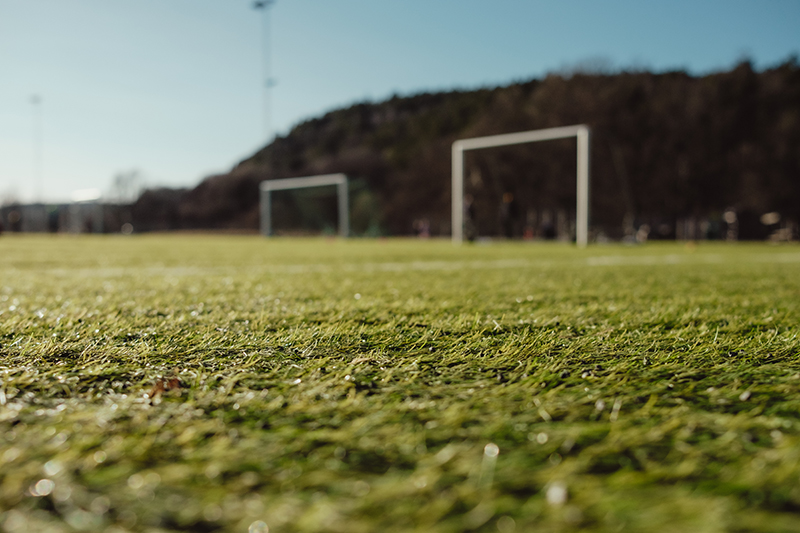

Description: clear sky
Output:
[1,0,798,203]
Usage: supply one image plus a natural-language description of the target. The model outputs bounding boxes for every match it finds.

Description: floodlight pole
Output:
[253,0,276,143]
[451,124,591,247]
[31,94,43,202]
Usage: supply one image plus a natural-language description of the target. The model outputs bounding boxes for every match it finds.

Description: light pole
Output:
[30,94,43,202]
[253,0,276,144]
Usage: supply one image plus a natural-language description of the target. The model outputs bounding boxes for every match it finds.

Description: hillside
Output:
[133,59,800,239]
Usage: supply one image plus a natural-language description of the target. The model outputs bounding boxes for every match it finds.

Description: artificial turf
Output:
[1,235,799,532]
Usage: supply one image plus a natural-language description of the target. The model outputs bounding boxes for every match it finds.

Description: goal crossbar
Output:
[452,124,590,246]
[260,173,349,237]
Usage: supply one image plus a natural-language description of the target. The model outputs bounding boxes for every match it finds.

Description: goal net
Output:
[260,173,349,237]
[451,125,590,246]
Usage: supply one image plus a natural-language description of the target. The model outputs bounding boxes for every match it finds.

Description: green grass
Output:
[1,235,800,533]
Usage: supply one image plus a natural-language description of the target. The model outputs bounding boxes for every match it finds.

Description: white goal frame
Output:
[452,124,590,246]
[260,173,349,237]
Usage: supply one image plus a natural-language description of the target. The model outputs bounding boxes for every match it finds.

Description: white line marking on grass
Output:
[585,254,725,266]
[586,252,800,267]
[29,252,800,279]
[754,252,800,263]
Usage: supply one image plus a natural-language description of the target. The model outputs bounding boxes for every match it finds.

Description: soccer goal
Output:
[451,125,590,246]
[260,173,349,237]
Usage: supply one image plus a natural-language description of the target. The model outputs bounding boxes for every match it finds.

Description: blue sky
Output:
[1,0,798,203]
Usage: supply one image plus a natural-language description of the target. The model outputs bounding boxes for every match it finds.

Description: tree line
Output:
[132,59,800,239]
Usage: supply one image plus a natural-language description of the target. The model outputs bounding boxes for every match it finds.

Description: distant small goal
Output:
[451,125,591,246]
[260,173,349,237]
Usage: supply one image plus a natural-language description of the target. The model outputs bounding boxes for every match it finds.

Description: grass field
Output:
[1,235,800,533]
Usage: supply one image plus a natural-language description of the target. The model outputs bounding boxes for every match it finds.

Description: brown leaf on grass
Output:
[147,377,183,402]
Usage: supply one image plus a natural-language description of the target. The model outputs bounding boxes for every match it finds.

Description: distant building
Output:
[0,201,134,234]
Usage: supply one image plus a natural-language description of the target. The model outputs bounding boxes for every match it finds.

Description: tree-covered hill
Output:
[133,59,800,239]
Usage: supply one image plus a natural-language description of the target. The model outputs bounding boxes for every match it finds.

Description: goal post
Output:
[260,173,349,237]
[451,124,590,246]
